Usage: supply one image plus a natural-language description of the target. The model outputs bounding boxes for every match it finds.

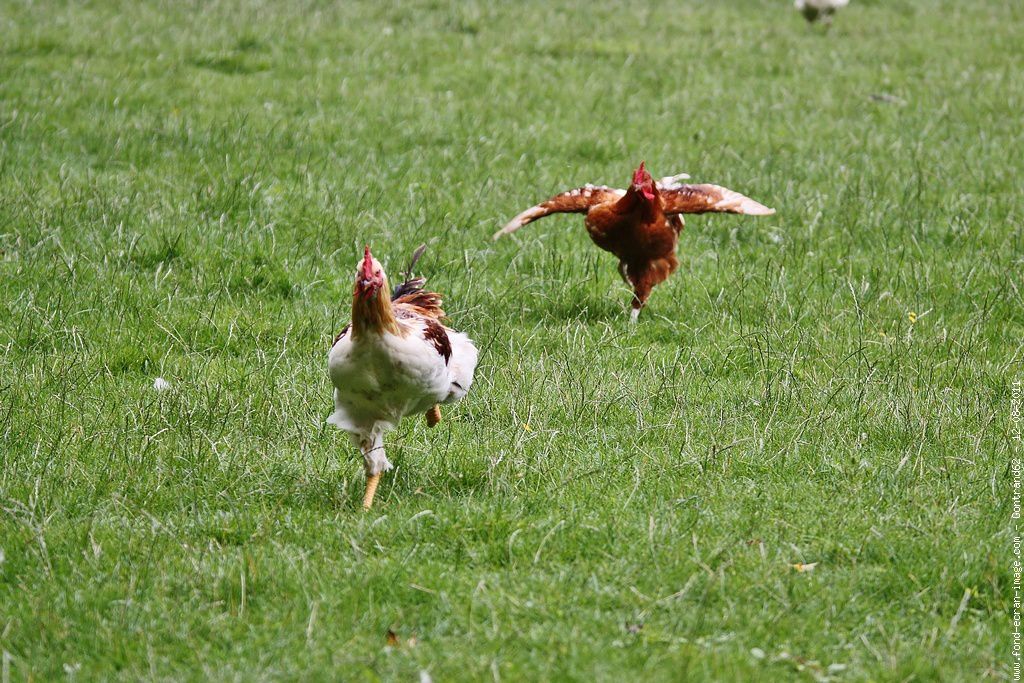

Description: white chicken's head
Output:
[355,245,387,298]
[631,161,657,202]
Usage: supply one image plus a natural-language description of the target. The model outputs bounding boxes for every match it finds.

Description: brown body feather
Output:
[584,186,680,313]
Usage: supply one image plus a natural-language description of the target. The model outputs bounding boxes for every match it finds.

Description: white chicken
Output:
[327,245,478,510]
[795,0,849,25]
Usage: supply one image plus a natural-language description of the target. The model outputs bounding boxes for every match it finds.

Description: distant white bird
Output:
[795,0,848,24]
[152,377,171,392]
[327,245,478,510]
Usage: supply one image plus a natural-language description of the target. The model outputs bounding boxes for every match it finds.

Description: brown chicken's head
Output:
[631,161,657,202]
[355,245,387,298]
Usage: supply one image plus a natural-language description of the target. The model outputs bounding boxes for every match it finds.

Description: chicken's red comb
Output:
[361,245,374,278]
[632,161,651,185]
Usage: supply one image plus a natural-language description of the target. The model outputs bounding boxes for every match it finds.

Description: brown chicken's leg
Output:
[626,255,678,323]
[618,261,645,323]
[629,298,647,323]
[425,404,442,427]
[629,280,654,323]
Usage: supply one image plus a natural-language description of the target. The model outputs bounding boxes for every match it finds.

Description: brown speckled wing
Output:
[661,184,775,217]
[493,185,625,239]
[421,319,452,364]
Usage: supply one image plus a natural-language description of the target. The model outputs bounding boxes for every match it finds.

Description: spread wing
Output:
[492,185,625,240]
[390,244,428,300]
[661,184,775,217]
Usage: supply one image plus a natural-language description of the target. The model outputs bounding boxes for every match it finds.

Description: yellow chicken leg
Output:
[362,473,381,510]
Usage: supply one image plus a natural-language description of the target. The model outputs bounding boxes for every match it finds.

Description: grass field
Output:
[1,0,1020,679]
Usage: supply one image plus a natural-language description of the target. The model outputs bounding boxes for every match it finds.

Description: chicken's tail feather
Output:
[394,291,445,319]
[656,173,691,190]
[391,244,428,300]
[391,244,445,319]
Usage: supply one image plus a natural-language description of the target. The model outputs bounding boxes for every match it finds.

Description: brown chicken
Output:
[494,162,775,321]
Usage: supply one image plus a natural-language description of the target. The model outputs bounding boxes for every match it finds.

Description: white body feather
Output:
[795,0,848,23]
[327,317,477,475]
[795,0,848,9]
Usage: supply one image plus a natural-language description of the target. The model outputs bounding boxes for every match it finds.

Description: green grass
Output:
[1,0,1019,679]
